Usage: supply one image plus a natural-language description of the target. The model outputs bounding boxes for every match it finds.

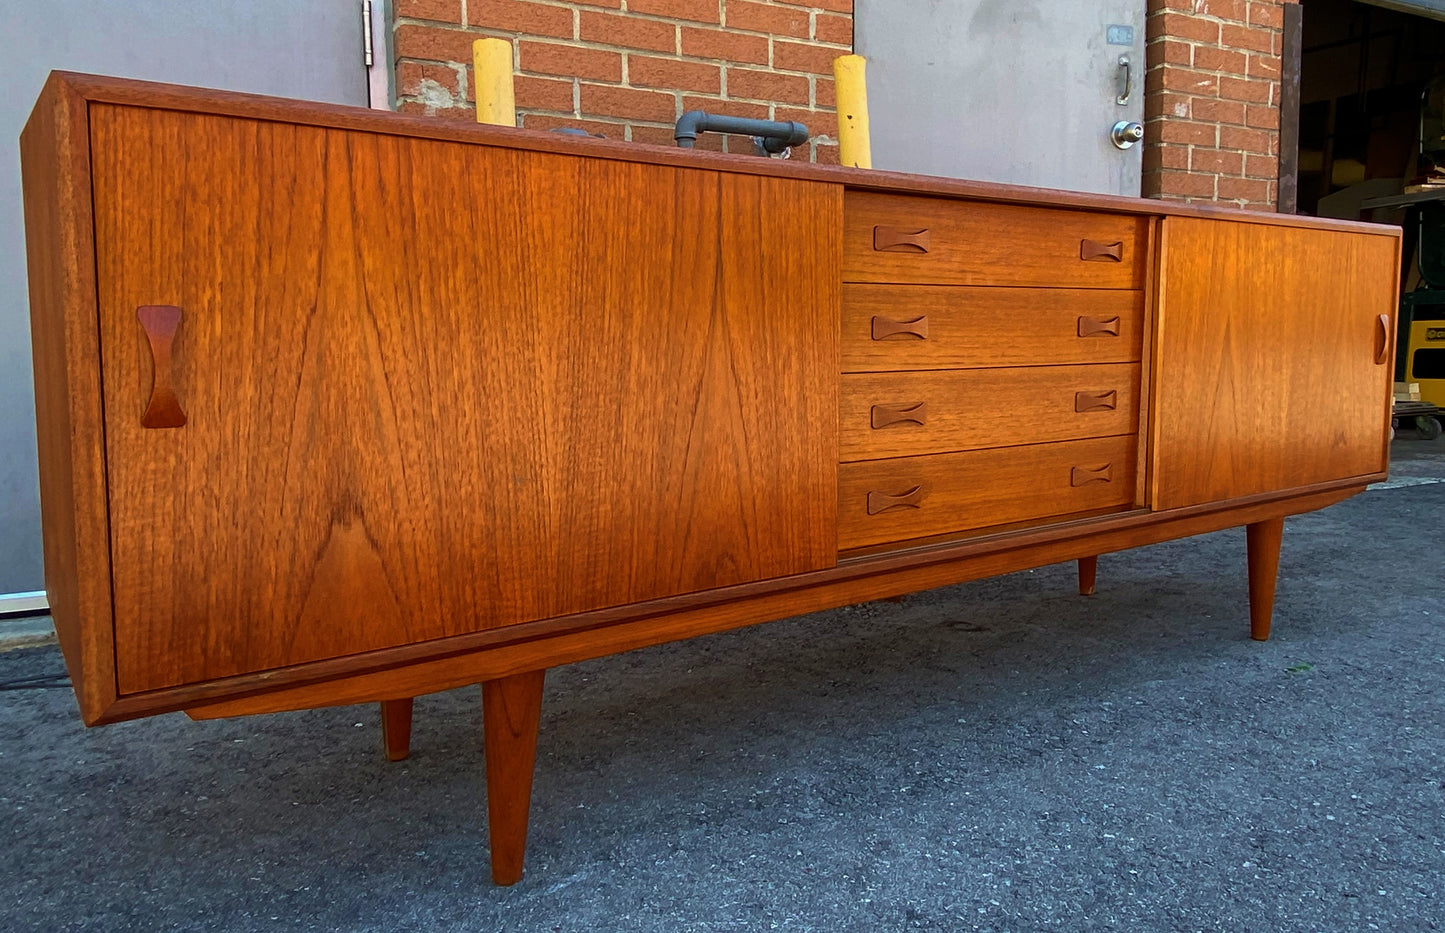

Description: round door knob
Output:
[1112,121,1144,150]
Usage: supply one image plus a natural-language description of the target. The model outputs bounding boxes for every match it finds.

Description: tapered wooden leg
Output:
[1077,555,1098,596]
[380,698,414,762]
[1246,517,1284,641]
[482,669,546,886]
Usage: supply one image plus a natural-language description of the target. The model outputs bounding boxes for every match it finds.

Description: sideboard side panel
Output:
[1151,217,1398,510]
[91,105,840,693]
[19,78,117,723]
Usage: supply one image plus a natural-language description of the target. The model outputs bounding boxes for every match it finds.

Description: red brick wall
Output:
[393,0,851,162]
[1143,0,1296,210]
[392,1,1293,199]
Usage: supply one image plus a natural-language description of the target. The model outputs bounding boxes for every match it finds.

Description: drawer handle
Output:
[1075,390,1118,413]
[873,226,931,253]
[1078,315,1120,338]
[872,315,929,340]
[1080,239,1124,262]
[867,484,928,515]
[1071,463,1113,486]
[1375,313,1390,364]
[137,305,187,429]
[871,402,928,429]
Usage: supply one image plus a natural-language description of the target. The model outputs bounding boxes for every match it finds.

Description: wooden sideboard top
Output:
[31,70,1398,240]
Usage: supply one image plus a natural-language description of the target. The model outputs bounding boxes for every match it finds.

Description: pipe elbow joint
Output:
[760,121,809,153]
[674,110,707,148]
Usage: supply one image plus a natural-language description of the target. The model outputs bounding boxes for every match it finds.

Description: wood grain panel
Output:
[840,364,1139,461]
[19,77,117,724]
[843,191,1147,289]
[838,436,1137,550]
[90,104,839,694]
[1152,218,1398,510]
[842,285,1143,372]
[181,481,1363,722]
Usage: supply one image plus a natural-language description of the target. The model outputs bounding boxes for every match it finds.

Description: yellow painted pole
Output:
[473,38,516,126]
[833,54,871,169]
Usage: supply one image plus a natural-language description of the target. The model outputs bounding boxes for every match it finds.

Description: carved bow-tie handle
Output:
[1074,390,1118,413]
[1071,463,1113,487]
[873,226,931,253]
[871,402,928,429]
[137,305,187,429]
[867,484,928,515]
[1080,239,1124,262]
[1077,315,1121,338]
[871,315,929,340]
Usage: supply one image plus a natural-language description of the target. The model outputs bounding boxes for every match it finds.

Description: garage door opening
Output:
[1295,0,1445,219]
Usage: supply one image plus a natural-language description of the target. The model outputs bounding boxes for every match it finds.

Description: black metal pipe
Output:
[674,111,809,154]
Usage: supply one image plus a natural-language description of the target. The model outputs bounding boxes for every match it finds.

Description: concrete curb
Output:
[0,614,57,652]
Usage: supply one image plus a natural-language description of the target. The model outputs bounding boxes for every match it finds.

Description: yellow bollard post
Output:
[833,54,872,169]
[473,38,516,127]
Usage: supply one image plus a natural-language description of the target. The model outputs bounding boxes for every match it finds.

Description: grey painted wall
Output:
[856,0,1147,196]
[2,0,370,595]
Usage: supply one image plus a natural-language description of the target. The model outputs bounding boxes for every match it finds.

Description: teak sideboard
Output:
[22,73,1400,885]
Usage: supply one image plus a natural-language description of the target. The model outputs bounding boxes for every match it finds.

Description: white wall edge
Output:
[0,591,49,616]
[367,0,394,110]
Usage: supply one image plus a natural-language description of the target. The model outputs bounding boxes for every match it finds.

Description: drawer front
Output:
[844,191,1147,289]
[838,436,1137,550]
[841,364,1139,461]
[842,285,1143,372]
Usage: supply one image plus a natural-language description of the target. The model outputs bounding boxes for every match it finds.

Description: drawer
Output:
[838,435,1137,550]
[841,364,1139,461]
[842,285,1143,372]
[844,191,1147,289]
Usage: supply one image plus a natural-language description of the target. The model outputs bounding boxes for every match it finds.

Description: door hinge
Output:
[363,0,374,68]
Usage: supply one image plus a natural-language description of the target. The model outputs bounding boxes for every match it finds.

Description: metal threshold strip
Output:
[0,591,48,617]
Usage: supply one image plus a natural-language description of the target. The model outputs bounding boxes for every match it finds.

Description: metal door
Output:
[855,0,1148,196]
[2,1,381,604]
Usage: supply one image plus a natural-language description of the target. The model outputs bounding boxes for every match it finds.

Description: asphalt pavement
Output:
[2,439,1443,932]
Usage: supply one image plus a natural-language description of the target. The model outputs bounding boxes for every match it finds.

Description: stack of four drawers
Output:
[837,191,1151,552]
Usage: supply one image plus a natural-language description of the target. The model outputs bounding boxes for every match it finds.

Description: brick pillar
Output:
[392,0,852,163]
[1143,0,1295,210]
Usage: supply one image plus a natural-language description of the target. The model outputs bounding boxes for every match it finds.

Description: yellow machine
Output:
[1397,76,1445,420]
[1403,318,1445,406]
[1397,195,1445,418]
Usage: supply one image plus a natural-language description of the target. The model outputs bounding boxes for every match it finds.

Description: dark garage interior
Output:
[1297,0,1445,225]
